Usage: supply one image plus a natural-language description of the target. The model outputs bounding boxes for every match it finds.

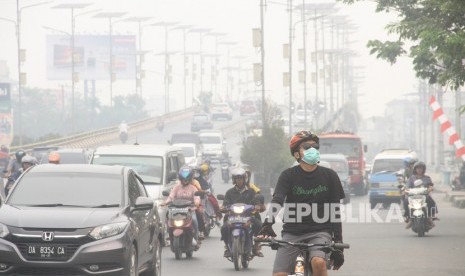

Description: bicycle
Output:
[254,238,349,276]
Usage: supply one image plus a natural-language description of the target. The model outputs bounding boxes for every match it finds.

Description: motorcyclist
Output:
[6,149,26,177]
[119,120,129,143]
[5,155,37,196]
[195,163,222,220]
[404,161,438,229]
[164,166,202,244]
[221,167,265,258]
[402,157,417,183]
[257,130,346,275]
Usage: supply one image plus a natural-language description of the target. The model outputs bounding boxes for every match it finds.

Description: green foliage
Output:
[240,126,294,176]
[339,0,465,90]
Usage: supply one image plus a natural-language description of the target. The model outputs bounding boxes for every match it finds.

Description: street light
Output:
[124,16,154,97]
[185,51,200,106]
[14,0,53,145]
[206,32,227,99]
[190,28,212,95]
[52,3,92,134]
[219,41,237,102]
[150,22,178,113]
[93,12,127,108]
[172,24,194,109]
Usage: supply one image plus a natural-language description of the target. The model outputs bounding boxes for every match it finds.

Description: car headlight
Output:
[233,206,245,214]
[0,222,9,238]
[89,222,128,240]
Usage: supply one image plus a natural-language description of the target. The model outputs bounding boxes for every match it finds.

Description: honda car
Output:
[0,164,162,276]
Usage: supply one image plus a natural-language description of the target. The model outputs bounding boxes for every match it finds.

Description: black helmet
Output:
[15,150,26,162]
[413,161,426,172]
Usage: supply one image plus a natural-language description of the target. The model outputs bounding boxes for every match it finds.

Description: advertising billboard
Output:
[46,35,136,80]
[0,83,13,147]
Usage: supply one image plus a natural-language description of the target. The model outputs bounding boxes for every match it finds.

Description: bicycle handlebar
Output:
[254,238,350,250]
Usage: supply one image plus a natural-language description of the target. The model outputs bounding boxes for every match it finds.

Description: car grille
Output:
[11,267,82,275]
[8,235,93,262]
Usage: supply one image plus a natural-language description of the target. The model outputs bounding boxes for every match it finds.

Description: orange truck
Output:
[319,131,368,195]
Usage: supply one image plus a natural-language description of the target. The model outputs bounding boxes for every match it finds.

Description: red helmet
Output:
[289,130,319,155]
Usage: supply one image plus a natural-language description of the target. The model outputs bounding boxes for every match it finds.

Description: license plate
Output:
[229,216,248,223]
[386,191,400,196]
[27,245,66,258]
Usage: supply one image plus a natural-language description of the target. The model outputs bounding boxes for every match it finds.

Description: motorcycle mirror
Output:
[217,194,225,200]
[162,190,170,197]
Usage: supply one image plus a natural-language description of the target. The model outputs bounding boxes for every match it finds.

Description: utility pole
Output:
[260,0,266,128]
[288,0,293,135]
[301,0,308,129]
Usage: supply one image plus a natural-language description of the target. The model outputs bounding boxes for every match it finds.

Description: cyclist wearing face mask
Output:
[258,130,346,276]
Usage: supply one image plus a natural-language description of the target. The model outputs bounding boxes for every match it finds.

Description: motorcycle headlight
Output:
[89,222,128,240]
[233,206,245,214]
[0,222,9,238]
[174,219,184,227]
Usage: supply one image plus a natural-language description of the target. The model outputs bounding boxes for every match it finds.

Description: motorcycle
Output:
[119,131,128,144]
[400,180,433,237]
[156,120,164,132]
[221,202,257,271]
[221,162,230,184]
[201,192,221,237]
[166,199,200,259]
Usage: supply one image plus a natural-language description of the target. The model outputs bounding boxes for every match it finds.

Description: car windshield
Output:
[200,136,221,144]
[40,152,88,164]
[7,172,122,207]
[325,160,348,173]
[181,147,195,157]
[193,115,208,122]
[319,138,361,159]
[372,159,404,174]
[92,155,163,184]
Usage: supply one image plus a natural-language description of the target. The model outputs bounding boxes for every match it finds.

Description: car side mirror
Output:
[217,194,225,200]
[132,197,154,212]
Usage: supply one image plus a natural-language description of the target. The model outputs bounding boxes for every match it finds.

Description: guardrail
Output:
[11,107,196,152]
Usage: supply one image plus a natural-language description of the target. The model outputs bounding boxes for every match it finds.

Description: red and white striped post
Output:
[429,96,465,161]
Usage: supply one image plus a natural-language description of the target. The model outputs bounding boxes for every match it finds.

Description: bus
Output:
[319,131,367,195]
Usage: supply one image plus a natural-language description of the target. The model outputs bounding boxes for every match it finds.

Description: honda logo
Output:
[41,232,54,242]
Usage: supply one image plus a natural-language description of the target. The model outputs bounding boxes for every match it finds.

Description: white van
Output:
[199,130,228,161]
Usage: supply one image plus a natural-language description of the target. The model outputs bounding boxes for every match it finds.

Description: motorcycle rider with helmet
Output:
[258,130,346,276]
[6,150,26,177]
[404,161,438,229]
[164,166,202,243]
[221,167,266,258]
[5,155,37,196]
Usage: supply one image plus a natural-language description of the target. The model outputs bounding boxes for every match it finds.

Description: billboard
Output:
[0,83,12,147]
[46,35,136,80]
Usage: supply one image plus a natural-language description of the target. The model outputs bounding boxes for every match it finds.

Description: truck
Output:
[319,131,368,195]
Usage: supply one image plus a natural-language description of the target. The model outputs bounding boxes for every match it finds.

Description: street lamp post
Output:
[186,51,200,106]
[219,41,236,102]
[93,12,126,108]
[190,28,211,95]
[124,17,153,97]
[206,32,227,100]
[151,22,177,113]
[14,0,53,145]
[172,25,194,109]
[53,3,92,133]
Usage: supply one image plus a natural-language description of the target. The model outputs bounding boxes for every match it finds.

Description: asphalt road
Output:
[105,113,465,276]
